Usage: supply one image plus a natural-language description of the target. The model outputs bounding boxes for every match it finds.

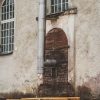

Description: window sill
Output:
[46,7,77,20]
[0,51,13,56]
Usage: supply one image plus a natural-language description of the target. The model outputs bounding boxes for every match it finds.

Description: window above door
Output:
[51,0,68,14]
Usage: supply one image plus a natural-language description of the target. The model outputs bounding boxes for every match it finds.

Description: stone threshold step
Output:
[21,97,80,100]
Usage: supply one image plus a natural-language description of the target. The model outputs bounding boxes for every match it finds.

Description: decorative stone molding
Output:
[46,8,77,20]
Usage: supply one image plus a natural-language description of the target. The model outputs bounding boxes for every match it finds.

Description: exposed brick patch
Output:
[38,28,74,96]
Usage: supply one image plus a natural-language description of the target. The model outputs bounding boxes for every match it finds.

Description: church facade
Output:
[0,0,100,99]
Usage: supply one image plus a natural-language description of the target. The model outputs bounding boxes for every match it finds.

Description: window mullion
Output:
[9,0,10,19]
[57,0,58,13]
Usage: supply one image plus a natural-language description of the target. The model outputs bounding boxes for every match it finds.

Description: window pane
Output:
[7,13,9,19]
[65,0,68,2]
[4,6,6,13]
[11,29,14,35]
[7,0,9,4]
[3,45,5,52]
[10,12,13,18]
[1,24,3,30]
[1,31,3,39]
[11,21,14,28]
[9,29,11,36]
[4,31,6,38]
[58,4,61,12]
[12,36,14,42]
[65,3,68,10]
[55,0,57,4]
[4,30,6,36]
[2,7,4,13]
[12,4,14,11]
[10,0,14,4]
[1,39,3,45]
[10,5,13,11]
[5,45,7,52]
[2,14,4,20]
[7,23,9,29]
[7,5,9,12]
[4,38,5,44]
[7,37,9,44]
[5,37,7,44]
[4,13,6,20]
[13,11,14,18]
[51,6,54,13]
[62,3,65,11]
[4,23,6,30]
[62,0,65,3]
[55,5,57,13]
[1,31,2,37]
[1,44,3,52]
[9,44,11,51]
[2,39,4,44]
[12,21,14,28]
[5,0,7,5]
[58,0,61,3]
[10,22,12,29]
[6,30,9,36]
[12,44,14,50]
[8,37,10,44]
[51,0,54,5]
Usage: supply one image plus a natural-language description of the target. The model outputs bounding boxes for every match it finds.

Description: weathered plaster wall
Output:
[72,0,100,97]
[0,0,38,93]
[0,0,100,99]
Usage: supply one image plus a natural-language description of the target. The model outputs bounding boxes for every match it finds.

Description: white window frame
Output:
[51,0,68,14]
[0,0,15,54]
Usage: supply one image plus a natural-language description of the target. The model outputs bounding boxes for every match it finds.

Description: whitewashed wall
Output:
[74,0,100,96]
[0,0,38,93]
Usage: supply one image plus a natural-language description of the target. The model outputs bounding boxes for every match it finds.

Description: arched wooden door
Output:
[43,28,69,96]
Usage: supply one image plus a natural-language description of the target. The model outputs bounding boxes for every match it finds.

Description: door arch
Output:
[43,28,69,96]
